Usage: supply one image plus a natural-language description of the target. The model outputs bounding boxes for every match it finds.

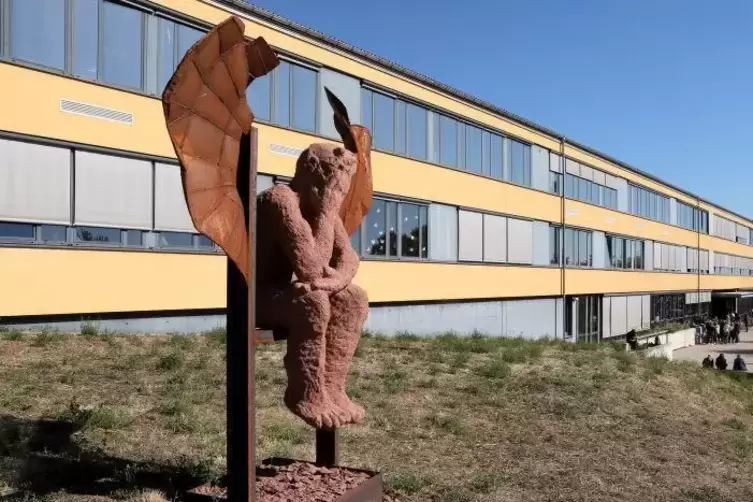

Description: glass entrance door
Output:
[575,295,601,343]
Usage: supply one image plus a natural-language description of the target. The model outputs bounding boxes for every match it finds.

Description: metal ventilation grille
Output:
[60,99,134,125]
[269,144,304,157]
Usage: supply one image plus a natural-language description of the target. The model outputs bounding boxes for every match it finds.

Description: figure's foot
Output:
[284,390,346,430]
[329,390,365,425]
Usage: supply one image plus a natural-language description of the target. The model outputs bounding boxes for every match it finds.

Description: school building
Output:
[1,0,752,341]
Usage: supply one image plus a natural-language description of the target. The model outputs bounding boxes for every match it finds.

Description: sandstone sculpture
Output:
[162,16,373,431]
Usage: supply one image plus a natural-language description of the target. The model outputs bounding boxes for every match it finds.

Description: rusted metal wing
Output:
[324,87,374,237]
[161,16,279,282]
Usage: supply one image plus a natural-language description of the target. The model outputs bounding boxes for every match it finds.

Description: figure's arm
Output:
[266,189,328,283]
[311,218,358,293]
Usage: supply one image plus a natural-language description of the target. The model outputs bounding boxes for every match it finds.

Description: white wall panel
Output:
[483,214,507,263]
[627,295,642,331]
[641,295,651,329]
[154,163,196,232]
[507,218,533,264]
[610,295,627,337]
[429,204,458,261]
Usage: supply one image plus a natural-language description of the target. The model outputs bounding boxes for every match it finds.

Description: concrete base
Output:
[2,314,226,335]
[643,328,696,360]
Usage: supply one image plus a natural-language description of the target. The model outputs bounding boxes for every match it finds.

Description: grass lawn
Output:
[2,326,753,501]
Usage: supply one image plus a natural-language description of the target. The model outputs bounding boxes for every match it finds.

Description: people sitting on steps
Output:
[715,353,728,371]
[733,354,748,372]
[702,355,714,368]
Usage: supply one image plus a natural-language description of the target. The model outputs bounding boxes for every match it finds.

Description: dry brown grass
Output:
[2,330,753,501]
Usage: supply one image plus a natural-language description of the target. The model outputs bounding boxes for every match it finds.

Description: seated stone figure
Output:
[256,143,368,430]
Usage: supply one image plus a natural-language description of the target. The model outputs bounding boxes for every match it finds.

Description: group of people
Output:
[693,312,749,345]
[702,352,747,372]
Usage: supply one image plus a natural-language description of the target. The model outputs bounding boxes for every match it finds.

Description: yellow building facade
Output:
[1,0,752,340]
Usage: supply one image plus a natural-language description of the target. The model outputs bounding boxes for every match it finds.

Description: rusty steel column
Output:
[226,129,258,502]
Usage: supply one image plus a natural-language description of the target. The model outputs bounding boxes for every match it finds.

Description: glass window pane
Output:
[430,113,440,163]
[400,203,420,258]
[490,134,503,179]
[177,24,203,60]
[549,226,560,265]
[578,178,589,202]
[159,231,192,247]
[40,225,66,242]
[373,93,395,151]
[395,101,407,155]
[549,172,561,195]
[591,183,600,205]
[10,0,65,70]
[365,199,386,257]
[482,131,491,176]
[292,65,316,132]
[406,103,427,160]
[248,73,272,122]
[420,206,429,259]
[196,235,214,249]
[465,126,482,174]
[125,230,143,246]
[578,231,588,266]
[625,240,634,269]
[157,19,176,94]
[635,241,643,269]
[102,1,143,89]
[439,116,457,167]
[614,237,623,268]
[510,140,528,185]
[564,228,575,266]
[456,123,466,170]
[564,174,575,198]
[72,0,99,79]
[387,201,398,257]
[350,226,361,254]
[76,226,121,244]
[0,222,35,239]
[274,61,291,126]
[361,89,373,132]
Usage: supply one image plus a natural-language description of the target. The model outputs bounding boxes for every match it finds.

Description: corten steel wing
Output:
[161,16,279,282]
[325,88,373,236]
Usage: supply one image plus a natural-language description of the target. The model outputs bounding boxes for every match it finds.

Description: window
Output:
[578,178,589,202]
[564,174,576,198]
[249,59,317,132]
[677,201,709,233]
[606,235,644,270]
[561,164,617,210]
[72,0,99,80]
[490,134,503,179]
[564,228,592,268]
[75,226,121,244]
[465,125,483,174]
[549,225,561,265]
[509,140,531,186]
[159,231,193,248]
[406,103,427,160]
[157,19,204,93]
[40,225,66,243]
[125,229,143,247]
[628,183,670,223]
[373,92,395,151]
[196,235,215,249]
[0,222,35,240]
[101,1,144,89]
[549,172,563,195]
[10,0,66,71]
[439,116,458,167]
[355,198,429,260]
[395,101,407,155]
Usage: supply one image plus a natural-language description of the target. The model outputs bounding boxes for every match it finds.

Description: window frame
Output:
[352,196,430,261]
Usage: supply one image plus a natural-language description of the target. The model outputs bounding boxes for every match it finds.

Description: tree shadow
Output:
[0,414,206,499]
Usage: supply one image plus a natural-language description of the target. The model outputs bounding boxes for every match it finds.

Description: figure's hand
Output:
[293,281,312,294]
[311,268,348,293]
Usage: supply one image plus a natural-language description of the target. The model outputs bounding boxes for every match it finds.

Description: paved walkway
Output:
[673,328,753,372]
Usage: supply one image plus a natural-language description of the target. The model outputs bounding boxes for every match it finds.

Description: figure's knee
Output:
[296,290,331,333]
[333,284,368,318]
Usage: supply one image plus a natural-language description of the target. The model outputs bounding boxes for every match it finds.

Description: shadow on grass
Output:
[0,414,208,499]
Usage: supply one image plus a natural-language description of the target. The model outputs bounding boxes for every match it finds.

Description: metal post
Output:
[227,129,258,502]
[315,428,339,467]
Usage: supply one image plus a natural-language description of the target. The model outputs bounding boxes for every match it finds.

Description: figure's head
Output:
[291,143,357,215]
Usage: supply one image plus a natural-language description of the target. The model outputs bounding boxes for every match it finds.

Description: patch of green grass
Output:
[613,350,637,373]
[644,356,669,377]
[31,328,63,347]
[59,401,130,431]
[475,357,511,380]
[381,367,408,394]
[722,417,746,430]
[436,486,473,502]
[427,413,467,436]
[469,472,497,494]
[449,352,470,370]
[386,471,428,496]
[393,331,421,342]
[157,353,185,372]
[202,326,226,345]
[261,422,307,445]
[0,329,23,341]
[168,333,195,350]
[80,322,99,337]
[499,344,543,364]
[560,341,602,352]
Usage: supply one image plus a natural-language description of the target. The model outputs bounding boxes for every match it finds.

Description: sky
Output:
[246,0,753,218]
